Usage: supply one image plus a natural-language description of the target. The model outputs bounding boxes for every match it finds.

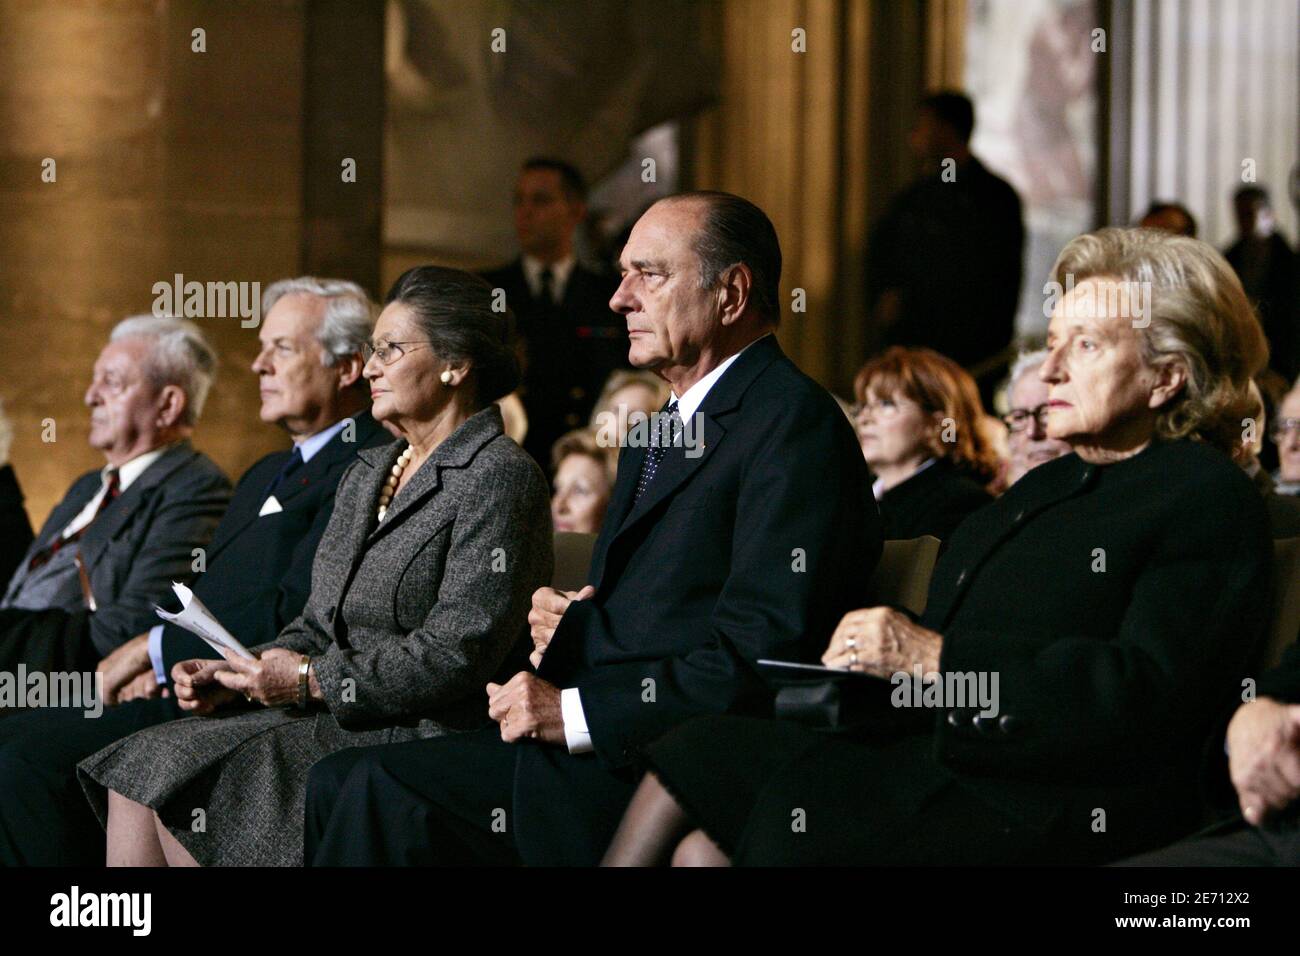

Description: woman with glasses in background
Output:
[81,266,553,866]
[852,346,999,542]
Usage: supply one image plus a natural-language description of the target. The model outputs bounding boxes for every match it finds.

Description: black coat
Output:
[479,259,627,464]
[0,465,33,590]
[929,440,1269,844]
[647,439,1272,864]
[876,458,991,541]
[160,412,388,678]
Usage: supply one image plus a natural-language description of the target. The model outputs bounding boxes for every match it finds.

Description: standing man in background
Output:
[867,91,1024,400]
[482,158,628,466]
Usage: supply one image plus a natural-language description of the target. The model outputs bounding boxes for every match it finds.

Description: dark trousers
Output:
[0,696,180,865]
[306,727,638,866]
[0,607,97,684]
[1116,814,1300,866]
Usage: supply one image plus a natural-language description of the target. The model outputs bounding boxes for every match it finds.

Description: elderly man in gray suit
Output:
[0,315,231,677]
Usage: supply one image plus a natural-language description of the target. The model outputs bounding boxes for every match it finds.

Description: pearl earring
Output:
[440,370,454,385]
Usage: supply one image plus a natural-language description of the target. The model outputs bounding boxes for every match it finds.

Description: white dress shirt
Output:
[522,254,576,304]
[560,334,771,753]
[147,418,351,681]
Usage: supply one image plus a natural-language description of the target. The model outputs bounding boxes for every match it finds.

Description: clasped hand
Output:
[486,585,597,746]
[1227,697,1300,825]
[821,606,944,678]
[171,648,305,714]
[527,584,595,667]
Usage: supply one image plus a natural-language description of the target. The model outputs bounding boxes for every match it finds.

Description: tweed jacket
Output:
[79,406,552,865]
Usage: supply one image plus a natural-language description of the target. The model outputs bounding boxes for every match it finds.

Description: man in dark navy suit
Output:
[868,91,1024,397]
[481,158,627,466]
[306,192,882,866]
[0,277,386,865]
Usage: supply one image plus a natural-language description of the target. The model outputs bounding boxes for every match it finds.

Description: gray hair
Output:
[1050,227,1269,455]
[261,277,374,369]
[109,315,218,427]
[1008,348,1049,390]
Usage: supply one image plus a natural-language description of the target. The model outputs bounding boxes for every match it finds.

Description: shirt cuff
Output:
[147,625,166,683]
[560,687,594,754]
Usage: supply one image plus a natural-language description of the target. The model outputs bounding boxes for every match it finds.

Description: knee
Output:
[671,829,729,867]
[306,747,366,809]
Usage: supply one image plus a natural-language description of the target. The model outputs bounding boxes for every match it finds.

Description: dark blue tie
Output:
[264,447,304,498]
[633,401,682,503]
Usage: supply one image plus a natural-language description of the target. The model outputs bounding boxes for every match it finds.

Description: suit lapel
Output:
[596,334,783,573]
[212,412,388,562]
[33,473,102,549]
[322,409,503,644]
[204,451,294,563]
[586,444,641,590]
[363,405,505,547]
[79,441,198,574]
[274,411,385,510]
[612,414,726,538]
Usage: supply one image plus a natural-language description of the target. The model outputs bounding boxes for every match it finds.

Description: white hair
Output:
[1007,348,1050,391]
[261,277,374,369]
[109,315,217,427]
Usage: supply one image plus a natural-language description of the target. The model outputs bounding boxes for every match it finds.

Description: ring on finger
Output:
[845,637,857,649]
[849,650,859,668]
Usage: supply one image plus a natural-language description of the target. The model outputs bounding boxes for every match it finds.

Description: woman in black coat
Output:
[853,347,997,541]
[602,227,1274,866]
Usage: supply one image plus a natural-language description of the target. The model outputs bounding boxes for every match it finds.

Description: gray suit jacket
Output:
[79,405,553,866]
[2,440,231,657]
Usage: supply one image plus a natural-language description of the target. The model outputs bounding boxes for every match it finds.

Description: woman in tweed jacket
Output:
[80,267,553,866]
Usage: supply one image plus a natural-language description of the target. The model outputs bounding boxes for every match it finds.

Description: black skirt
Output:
[643,715,1050,865]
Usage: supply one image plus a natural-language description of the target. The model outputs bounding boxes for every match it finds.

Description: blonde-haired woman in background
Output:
[550,428,618,535]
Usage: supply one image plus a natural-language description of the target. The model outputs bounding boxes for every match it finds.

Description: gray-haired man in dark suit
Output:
[0,315,231,675]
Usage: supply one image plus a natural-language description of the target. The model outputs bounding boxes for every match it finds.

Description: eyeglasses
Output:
[1001,403,1051,432]
[1271,417,1300,440]
[363,340,428,366]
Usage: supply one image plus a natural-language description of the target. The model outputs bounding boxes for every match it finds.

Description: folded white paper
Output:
[258,495,283,517]
[155,581,256,661]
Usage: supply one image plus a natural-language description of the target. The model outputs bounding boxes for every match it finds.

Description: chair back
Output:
[868,536,941,617]
[552,532,598,592]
